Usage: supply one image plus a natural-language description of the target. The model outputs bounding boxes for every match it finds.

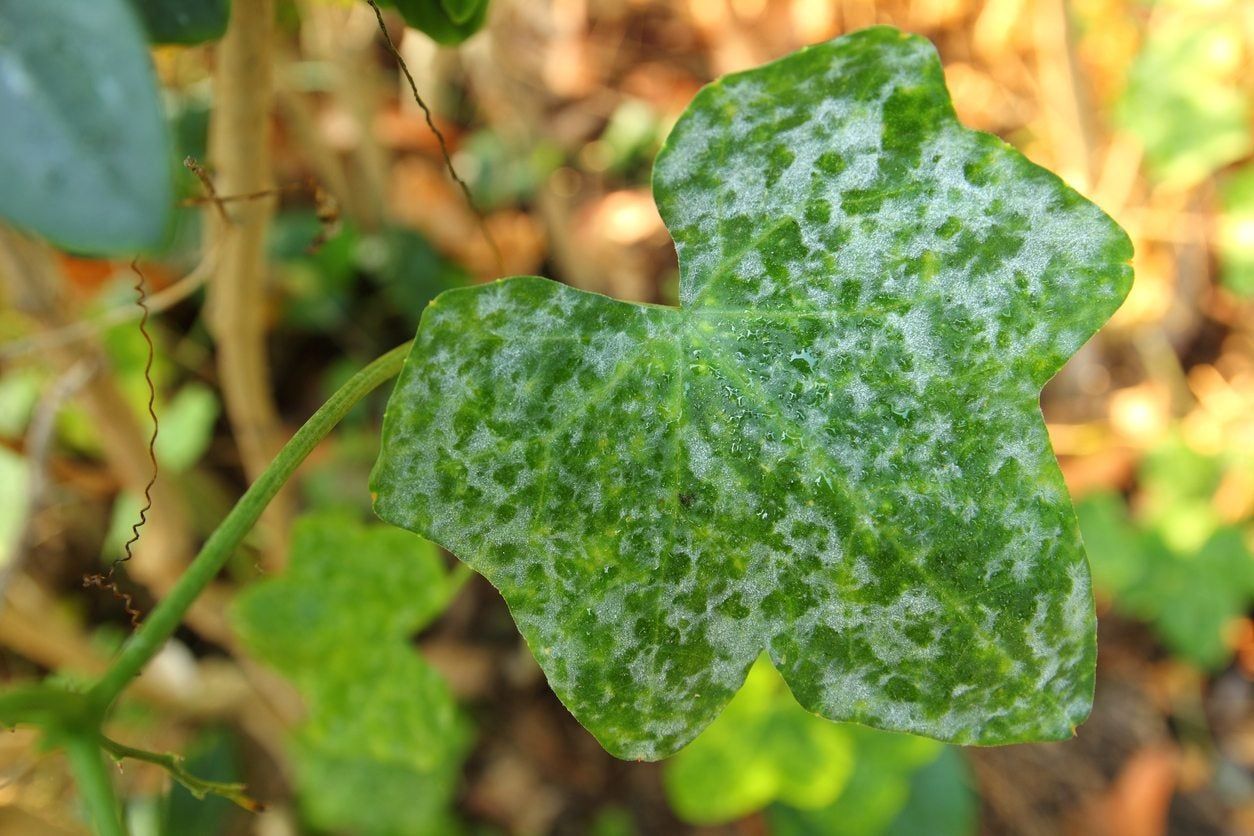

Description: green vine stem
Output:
[64,730,126,836]
[88,340,412,711]
[101,735,261,811]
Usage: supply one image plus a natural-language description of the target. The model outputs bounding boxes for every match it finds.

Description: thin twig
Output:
[364,0,503,272]
[184,156,230,223]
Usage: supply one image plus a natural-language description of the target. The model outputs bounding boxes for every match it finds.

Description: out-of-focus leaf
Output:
[886,747,977,836]
[361,227,469,328]
[0,0,173,253]
[390,0,490,45]
[1138,435,1224,552]
[153,384,219,473]
[159,729,240,836]
[1220,165,1254,297]
[271,212,360,330]
[663,657,854,825]
[0,369,42,438]
[1116,5,1251,188]
[0,449,29,567]
[372,26,1132,759]
[439,0,481,25]
[1128,528,1254,669]
[768,723,971,835]
[600,99,664,177]
[131,0,229,45]
[1075,491,1146,594]
[1078,482,1254,670]
[232,513,470,836]
[459,131,562,210]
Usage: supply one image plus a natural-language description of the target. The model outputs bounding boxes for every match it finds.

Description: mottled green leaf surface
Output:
[0,0,173,253]
[664,656,854,824]
[232,514,470,835]
[373,26,1133,759]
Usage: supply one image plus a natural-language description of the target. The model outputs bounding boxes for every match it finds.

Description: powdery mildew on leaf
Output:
[372,26,1133,760]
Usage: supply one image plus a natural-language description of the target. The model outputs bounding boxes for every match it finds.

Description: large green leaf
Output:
[0,0,173,253]
[232,514,470,836]
[372,26,1133,760]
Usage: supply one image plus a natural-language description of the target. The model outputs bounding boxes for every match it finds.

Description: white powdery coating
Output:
[374,28,1128,759]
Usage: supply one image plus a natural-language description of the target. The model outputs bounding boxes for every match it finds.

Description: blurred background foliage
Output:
[1,0,1254,833]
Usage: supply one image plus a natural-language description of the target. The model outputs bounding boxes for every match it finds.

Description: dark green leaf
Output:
[232,513,471,835]
[131,0,229,45]
[373,26,1132,759]
[439,0,484,25]
[0,0,173,253]
[392,0,489,45]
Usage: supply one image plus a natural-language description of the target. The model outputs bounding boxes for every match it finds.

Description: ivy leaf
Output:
[372,26,1132,759]
[130,0,230,45]
[390,0,489,45]
[0,0,173,253]
[1077,492,1254,670]
[769,732,974,836]
[1115,3,1251,189]
[232,513,471,835]
[664,656,855,824]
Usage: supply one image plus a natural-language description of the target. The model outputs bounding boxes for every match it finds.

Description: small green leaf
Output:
[1220,165,1254,297]
[392,0,489,45]
[664,657,854,824]
[1078,477,1254,670]
[232,513,470,836]
[154,384,220,473]
[373,26,1132,759]
[130,0,229,45]
[1115,5,1251,188]
[0,0,173,253]
[768,729,973,836]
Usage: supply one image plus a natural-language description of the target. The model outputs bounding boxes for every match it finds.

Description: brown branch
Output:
[207,0,291,567]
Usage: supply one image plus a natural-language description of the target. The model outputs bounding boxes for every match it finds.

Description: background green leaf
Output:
[663,656,854,824]
[372,26,1132,759]
[390,0,490,46]
[1115,2,1251,188]
[130,0,229,45]
[232,513,471,835]
[0,0,173,253]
